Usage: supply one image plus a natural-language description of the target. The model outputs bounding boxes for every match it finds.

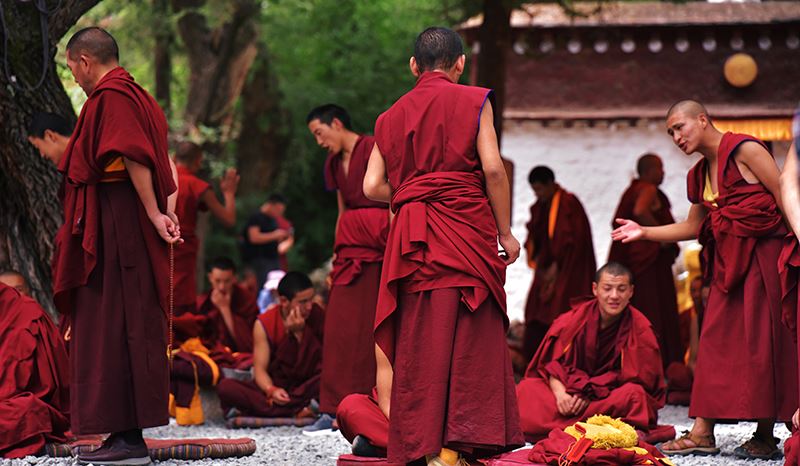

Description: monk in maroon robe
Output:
[524,166,596,361]
[608,154,682,366]
[54,28,180,465]
[217,272,323,418]
[0,284,69,458]
[173,141,239,315]
[613,100,797,459]
[306,104,389,430]
[516,263,669,443]
[363,27,523,465]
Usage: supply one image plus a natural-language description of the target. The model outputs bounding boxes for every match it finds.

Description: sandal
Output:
[733,434,783,460]
[659,431,720,456]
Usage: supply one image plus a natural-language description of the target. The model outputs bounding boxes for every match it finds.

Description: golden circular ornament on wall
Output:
[724,53,758,88]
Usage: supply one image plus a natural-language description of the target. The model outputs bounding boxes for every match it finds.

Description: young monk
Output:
[524,166,595,361]
[216,272,324,418]
[173,141,239,315]
[363,26,523,465]
[53,27,180,465]
[608,154,682,366]
[305,104,389,433]
[0,283,69,458]
[27,112,73,165]
[613,100,797,459]
[516,262,668,443]
[0,270,31,296]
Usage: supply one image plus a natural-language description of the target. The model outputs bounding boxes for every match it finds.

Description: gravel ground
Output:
[2,404,791,466]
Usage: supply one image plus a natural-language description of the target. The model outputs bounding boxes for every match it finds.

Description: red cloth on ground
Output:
[217,303,324,417]
[687,133,797,421]
[174,165,210,309]
[53,66,176,316]
[785,430,799,466]
[373,71,523,463]
[608,180,681,366]
[0,285,70,458]
[528,428,671,465]
[517,299,666,442]
[320,134,388,414]
[523,188,596,360]
[193,283,259,366]
[337,391,389,450]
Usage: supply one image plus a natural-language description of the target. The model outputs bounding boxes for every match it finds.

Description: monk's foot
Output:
[733,434,783,460]
[77,430,150,465]
[351,435,385,458]
[659,430,719,456]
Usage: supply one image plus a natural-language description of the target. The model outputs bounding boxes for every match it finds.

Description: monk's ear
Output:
[44,129,58,143]
[454,54,466,75]
[591,282,598,297]
[409,57,420,77]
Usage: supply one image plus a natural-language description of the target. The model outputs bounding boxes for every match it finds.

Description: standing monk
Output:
[173,141,239,315]
[54,28,180,465]
[608,154,682,366]
[305,104,389,433]
[523,166,595,361]
[363,27,523,465]
[613,100,797,459]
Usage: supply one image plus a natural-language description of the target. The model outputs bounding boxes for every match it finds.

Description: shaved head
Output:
[66,27,119,64]
[175,141,203,165]
[414,27,464,73]
[636,153,661,177]
[666,100,710,122]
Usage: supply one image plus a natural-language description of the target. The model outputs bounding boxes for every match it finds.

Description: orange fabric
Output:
[548,188,561,240]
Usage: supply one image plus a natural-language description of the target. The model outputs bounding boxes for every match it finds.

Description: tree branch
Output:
[49,0,104,42]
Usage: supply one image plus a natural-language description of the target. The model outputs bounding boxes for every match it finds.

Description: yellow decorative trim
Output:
[715,118,792,141]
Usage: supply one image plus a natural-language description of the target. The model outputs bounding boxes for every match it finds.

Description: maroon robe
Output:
[688,132,796,421]
[517,298,668,443]
[523,188,595,360]
[338,390,389,451]
[174,165,210,314]
[373,71,523,463]
[53,67,175,435]
[195,283,259,358]
[0,285,70,458]
[320,135,389,414]
[608,180,682,366]
[217,303,324,417]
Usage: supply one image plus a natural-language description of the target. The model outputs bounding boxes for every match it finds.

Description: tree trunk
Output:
[235,45,289,195]
[0,0,102,317]
[476,0,512,145]
[153,0,173,117]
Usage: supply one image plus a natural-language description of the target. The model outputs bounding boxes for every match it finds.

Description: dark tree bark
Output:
[0,0,102,317]
[235,45,289,195]
[153,0,173,117]
[476,0,512,145]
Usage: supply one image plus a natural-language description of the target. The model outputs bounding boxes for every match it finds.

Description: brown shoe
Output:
[77,433,151,465]
[733,434,783,460]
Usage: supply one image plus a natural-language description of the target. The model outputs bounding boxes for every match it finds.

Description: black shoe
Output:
[352,435,385,458]
[77,431,151,465]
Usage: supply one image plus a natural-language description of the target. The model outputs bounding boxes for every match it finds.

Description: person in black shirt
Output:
[242,194,290,286]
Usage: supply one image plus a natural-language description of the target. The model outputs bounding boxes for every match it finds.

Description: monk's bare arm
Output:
[363,145,391,203]
[476,101,520,263]
[125,157,180,243]
[375,344,393,419]
[168,157,179,215]
[247,225,288,244]
[202,168,239,228]
[613,203,706,243]
[252,321,275,393]
[632,184,659,226]
[780,144,800,237]
[737,140,783,211]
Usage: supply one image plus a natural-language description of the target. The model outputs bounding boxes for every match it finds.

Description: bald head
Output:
[175,141,203,166]
[0,270,30,296]
[66,27,119,64]
[636,153,664,185]
[666,100,710,122]
[413,27,464,73]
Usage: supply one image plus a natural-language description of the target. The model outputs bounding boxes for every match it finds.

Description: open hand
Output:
[220,168,240,195]
[611,218,644,243]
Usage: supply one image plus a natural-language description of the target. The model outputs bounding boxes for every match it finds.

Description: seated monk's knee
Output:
[337,393,371,419]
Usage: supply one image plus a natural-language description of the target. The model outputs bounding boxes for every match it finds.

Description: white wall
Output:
[501,121,699,323]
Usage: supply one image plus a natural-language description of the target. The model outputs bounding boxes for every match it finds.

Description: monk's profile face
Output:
[66,52,95,95]
[28,132,64,164]
[644,159,665,186]
[0,273,30,296]
[666,111,706,155]
[530,181,556,202]
[282,287,315,319]
[308,118,345,154]
[592,272,633,321]
[207,267,235,296]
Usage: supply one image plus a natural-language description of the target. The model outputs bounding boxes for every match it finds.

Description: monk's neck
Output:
[599,313,623,330]
[340,131,360,158]
[88,64,120,93]
[698,130,724,161]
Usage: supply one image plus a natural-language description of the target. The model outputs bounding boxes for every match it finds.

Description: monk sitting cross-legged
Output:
[217,272,324,419]
[516,262,669,444]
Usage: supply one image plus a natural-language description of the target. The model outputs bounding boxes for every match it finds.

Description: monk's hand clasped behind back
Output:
[611,218,644,243]
[150,211,183,244]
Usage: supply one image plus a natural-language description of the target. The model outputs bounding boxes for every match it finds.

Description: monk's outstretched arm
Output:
[613,203,706,243]
[476,101,519,264]
[202,168,239,228]
[780,144,800,237]
[125,157,181,243]
[252,321,288,403]
[364,145,391,203]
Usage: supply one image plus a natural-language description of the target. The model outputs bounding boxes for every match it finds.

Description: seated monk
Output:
[169,257,259,425]
[217,272,324,418]
[0,283,69,458]
[516,262,668,443]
